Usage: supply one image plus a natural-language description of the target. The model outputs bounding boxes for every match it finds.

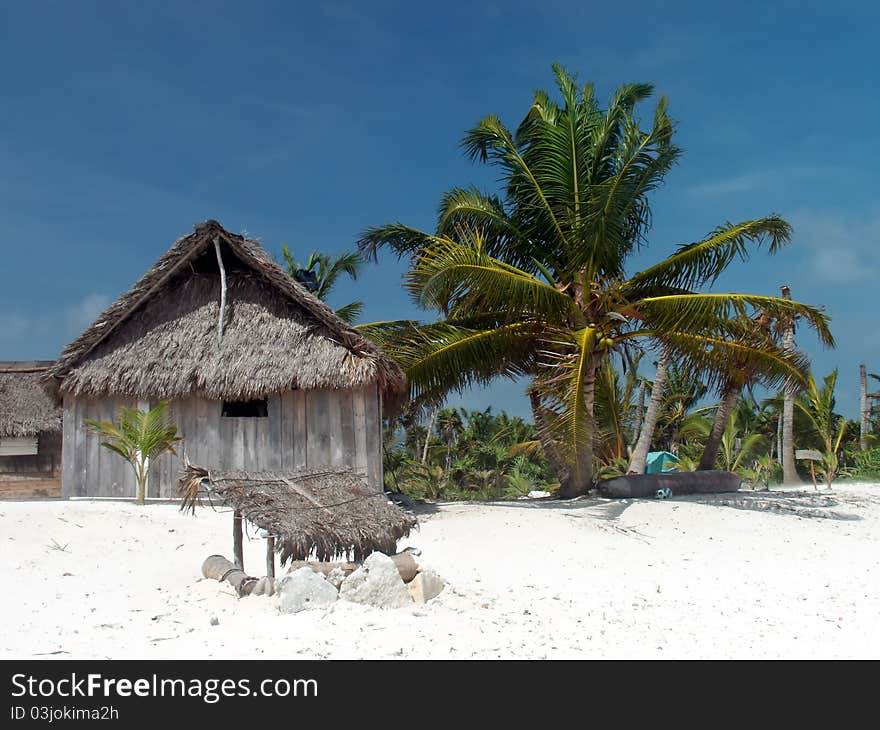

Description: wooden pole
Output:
[266,536,275,579]
[861,364,868,449]
[232,510,244,570]
[213,237,227,343]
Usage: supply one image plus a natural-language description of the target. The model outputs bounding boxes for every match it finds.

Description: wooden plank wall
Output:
[61,395,137,498]
[62,386,383,498]
[0,431,63,500]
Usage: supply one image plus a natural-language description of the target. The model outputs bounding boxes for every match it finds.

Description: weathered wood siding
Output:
[61,386,383,498]
[61,395,138,498]
[0,431,63,500]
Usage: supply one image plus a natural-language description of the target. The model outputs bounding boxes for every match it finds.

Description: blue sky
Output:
[1,1,878,419]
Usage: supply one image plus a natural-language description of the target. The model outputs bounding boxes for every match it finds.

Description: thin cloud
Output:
[0,293,109,360]
[686,166,827,198]
[791,209,880,284]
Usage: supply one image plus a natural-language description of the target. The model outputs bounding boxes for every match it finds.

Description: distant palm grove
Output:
[312,66,880,498]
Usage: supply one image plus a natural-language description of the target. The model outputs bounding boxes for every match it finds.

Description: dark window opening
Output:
[222,399,268,417]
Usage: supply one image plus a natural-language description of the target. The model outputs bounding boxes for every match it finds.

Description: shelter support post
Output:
[266,536,275,579]
[233,510,244,570]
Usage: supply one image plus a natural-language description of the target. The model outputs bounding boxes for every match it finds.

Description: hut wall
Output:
[61,385,383,498]
[61,395,138,498]
[0,431,63,499]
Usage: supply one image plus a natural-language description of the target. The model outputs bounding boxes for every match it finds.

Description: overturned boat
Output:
[595,470,742,499]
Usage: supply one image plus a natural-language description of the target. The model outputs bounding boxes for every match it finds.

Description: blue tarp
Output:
[645,450,680,474]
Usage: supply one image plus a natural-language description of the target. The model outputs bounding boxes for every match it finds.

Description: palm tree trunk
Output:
[697,384,741,470]
[421,407,438,463]
[628,347,671,474]
[560,370,598,498]
[776,412,783,465]
[528,388,570,490]
[860,364,869,451]
[780,286,801,484]
[631,380,647,455]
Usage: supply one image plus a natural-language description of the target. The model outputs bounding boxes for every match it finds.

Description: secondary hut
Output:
[180,464,417,566]
[0,361,62,499]
[44,220,406,498]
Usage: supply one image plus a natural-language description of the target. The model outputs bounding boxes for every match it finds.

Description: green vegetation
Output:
[384,406,554,501]
[360,65,831,497]
[281,246,366,323]
[84,401,183,505]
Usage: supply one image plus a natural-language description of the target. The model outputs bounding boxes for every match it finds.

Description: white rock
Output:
[251,576,275,597]
[407,570,445,604]
[277,567,338,614]
[339,552,413,609]
[527,490,551,499]
[326,567,347,590]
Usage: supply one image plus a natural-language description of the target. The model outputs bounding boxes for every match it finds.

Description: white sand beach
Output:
[2,485,879,660]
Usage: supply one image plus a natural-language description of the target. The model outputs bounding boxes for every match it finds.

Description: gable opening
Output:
[222,399,268,418]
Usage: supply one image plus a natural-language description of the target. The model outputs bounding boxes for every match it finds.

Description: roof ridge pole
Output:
[213,236,227,343]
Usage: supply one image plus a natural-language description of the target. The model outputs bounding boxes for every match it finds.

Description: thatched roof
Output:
[0,362,62,438]
[179,464,417,563]
[45,220,406,405]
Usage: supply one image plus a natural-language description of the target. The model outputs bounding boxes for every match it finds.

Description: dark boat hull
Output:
[596,470,742,499]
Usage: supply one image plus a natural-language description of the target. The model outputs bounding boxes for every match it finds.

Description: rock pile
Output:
[275,550,445,614]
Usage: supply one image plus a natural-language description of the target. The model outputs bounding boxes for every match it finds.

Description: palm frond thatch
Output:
[179,464,418,563]
[44,220,406,407]
[0,362,61,437]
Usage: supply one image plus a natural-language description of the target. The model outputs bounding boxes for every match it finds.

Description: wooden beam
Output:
[232,510,244,570]
[213,237,227,342]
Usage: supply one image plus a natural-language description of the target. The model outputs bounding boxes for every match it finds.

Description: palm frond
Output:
[334,300,365,324]
[626,217,792,292]
[634,293,834,347]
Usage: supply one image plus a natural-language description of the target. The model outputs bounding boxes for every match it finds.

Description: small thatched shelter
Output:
[0,361,62,499]
[45,220,406,498]
[180,464,417,564]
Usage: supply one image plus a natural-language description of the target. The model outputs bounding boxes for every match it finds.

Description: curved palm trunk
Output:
[631,380,647,455]
[780,286,801,485]
[628,347,671,474]
[697,384,741,470]
[421,407,438,463]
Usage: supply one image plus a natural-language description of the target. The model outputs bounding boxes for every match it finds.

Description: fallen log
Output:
[596,470,742,499]
[202,554,258,597]
[287,551,420,583]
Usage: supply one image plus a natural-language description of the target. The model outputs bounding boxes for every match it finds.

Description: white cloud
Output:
[65,293,111,332]
[0,293,110,360]
[790,209,880,284]
[686,166,827,198]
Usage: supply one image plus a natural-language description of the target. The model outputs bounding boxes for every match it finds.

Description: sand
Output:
[1,484,878,660]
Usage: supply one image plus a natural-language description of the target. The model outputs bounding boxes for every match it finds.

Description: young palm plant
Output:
[796,370,848,489]
[359,65,833,497]
[84,401,183,504]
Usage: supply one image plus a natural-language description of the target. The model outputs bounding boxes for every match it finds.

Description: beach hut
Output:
[44,220,406,499]
[0,361,62,499]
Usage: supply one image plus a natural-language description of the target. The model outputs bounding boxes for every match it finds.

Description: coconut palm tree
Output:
[359,65,833,497]
[435,408,463,472]
[696,314,811,470]
[778,285,801,484]
[281,246,365,323]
